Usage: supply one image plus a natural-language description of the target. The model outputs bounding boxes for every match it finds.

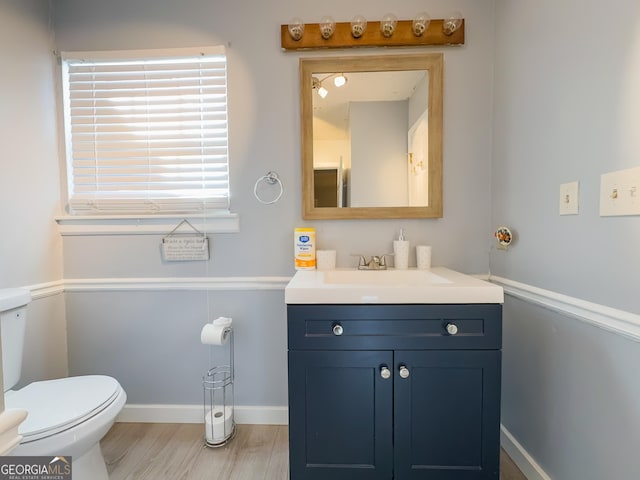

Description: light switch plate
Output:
[600,166,640,216]
[559,181,579,215]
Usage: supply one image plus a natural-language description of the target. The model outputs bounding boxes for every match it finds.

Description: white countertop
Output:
[284,267,504,304]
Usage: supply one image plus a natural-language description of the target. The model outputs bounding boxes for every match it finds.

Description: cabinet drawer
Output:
[287,304,502,351]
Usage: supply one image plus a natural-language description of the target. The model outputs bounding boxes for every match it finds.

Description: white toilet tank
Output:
[0,289,31,392]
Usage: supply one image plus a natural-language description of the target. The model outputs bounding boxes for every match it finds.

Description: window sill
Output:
[55,212,239,236]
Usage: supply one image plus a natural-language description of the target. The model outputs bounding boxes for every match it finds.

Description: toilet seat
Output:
[4,375,121,442]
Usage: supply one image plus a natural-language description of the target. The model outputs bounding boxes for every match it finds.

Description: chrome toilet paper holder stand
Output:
[202,328,235,447]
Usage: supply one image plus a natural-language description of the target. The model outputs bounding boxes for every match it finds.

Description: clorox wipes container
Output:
[294,228,316,270]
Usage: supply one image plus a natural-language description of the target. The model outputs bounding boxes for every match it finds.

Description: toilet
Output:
[0,288,126,480]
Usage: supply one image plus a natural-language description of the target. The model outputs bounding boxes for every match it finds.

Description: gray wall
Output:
[492,0,640,312]
[53,0,497,272]
[502,297,640,479]
[52,0,497,407]
[493,0,640,477]
[0,0,63,287]
[0,0,67,394]
[66,291,287,406]
[350,100,408,207]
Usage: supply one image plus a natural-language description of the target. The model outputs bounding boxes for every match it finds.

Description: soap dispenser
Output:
[393,228,410,269]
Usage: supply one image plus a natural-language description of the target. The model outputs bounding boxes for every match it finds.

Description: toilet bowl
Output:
[0,289,127,480]
[5,375,126,480]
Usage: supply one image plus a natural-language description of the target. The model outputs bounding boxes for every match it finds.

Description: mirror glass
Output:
[300,54,443,219]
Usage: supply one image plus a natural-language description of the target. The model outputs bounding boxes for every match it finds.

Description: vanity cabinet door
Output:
[288,350,393,480]
[394,350,501,480]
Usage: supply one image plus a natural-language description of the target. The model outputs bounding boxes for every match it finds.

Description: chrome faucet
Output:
[353,254,390,270]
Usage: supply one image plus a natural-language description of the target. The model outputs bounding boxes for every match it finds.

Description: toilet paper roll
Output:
[204,406,234,444]
[200,324,231,346]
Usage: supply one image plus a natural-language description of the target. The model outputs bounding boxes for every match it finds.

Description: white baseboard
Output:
[116,404,288,425]
[501,424,551,480]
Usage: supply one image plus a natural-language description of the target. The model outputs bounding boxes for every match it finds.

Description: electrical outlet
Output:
[600,166,640,216]
[559,181,579,215]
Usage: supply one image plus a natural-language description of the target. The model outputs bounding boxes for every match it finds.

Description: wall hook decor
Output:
[494,226,513,250]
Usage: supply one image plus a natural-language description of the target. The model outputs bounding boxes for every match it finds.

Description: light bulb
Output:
[380,13,397,38]
[333,74,347,87]
[288,17,305,41]
[443,11,463,36]
[412,12,431,37]
[350,15,367,38]
[319,16,335,40]
[318,86,328,98]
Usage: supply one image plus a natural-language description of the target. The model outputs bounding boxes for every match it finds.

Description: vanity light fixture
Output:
[350,15,367,38]
[288,17,305,41]
[319,16,336,39]
[380,13,398,38]
[333,73,347,87]
[443,11,463,36]
[312,77,328,98]
[281,15,464,49]
[312,73,348,99]
[412,12,431,37]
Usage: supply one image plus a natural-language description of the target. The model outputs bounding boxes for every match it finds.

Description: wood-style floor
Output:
[101,423,526,480]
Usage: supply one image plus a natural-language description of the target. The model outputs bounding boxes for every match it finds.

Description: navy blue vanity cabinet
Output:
[287,304,502,480]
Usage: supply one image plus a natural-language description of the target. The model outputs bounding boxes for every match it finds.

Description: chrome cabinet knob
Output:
[332,323,344,336]
[399,365,410,379]
[380,366,391,379]
[446,323,459,335]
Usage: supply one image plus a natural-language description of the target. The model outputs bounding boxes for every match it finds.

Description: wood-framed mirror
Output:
[300,53,443,219]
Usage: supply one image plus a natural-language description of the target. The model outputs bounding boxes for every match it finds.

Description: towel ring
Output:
[254,171,284,205]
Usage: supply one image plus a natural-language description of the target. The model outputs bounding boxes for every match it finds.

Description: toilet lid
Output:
[4,375,121,439]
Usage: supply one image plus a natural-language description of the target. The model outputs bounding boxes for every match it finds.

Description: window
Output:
[61,46,229,215]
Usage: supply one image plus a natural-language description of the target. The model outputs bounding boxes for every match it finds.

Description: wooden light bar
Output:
[281,19,464,51]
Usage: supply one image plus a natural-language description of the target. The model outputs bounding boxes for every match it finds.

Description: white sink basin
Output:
[323,269,452,286]
[285,267,504,304]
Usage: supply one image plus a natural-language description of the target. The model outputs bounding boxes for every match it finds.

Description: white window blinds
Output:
[61,46,229,214]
